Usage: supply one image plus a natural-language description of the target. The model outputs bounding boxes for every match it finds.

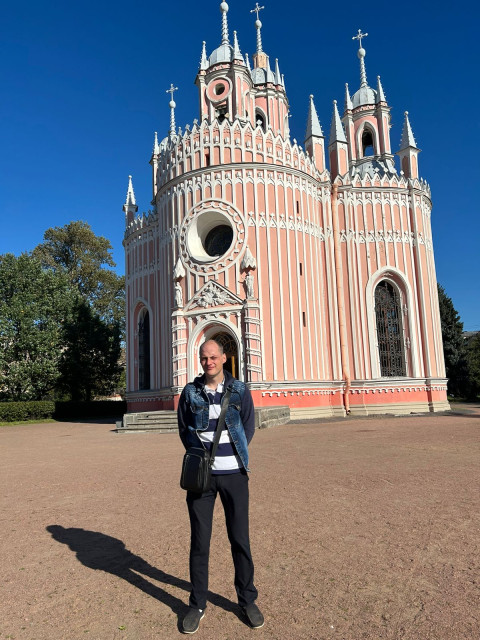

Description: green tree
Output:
[465,333,480,399]
[59,299,122,402]
[437,284,469,396]
[0,254,74,400]
[33,221,125,331]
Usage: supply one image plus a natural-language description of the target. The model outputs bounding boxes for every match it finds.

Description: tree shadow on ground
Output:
[46,525,243,630]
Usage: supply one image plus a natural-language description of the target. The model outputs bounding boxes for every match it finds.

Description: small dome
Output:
[352,85,377,108]
[250,66,275,85]
[208,43,233,66]
[353,158,397,179]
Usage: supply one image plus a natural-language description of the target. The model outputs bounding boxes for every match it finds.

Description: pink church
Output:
[122,3,448,423]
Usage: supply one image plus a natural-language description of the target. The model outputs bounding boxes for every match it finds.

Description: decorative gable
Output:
[185,280,244,311]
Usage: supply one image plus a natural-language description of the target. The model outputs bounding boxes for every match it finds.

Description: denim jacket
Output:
[177,370,255,471]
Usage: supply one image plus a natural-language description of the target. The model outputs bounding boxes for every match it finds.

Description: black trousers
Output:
[186,471,258,609]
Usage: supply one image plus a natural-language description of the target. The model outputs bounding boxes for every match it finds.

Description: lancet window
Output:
[362,128,375,157]
[138,309,151,390]
[374,281,406,377]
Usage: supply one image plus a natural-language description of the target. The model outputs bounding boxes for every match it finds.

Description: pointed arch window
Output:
[374,281,406,376]
[255,110,266,132]
[362,128,375,157]
[211,331,238,378]
[138,310,151,390]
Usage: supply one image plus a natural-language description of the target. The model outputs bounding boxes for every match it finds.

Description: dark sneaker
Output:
[243,603,264,629]
[182,607,205,634]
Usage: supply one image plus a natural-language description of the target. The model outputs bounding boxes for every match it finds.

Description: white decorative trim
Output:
[184,279,243,311]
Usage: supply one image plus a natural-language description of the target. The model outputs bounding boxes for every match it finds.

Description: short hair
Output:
[200,339,224,355]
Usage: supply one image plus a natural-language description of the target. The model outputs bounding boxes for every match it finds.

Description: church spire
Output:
[220,1,230,45]
[166,83,178,139]
[352,29,369,88]
[251,3,265,55]
[251,3,268,70]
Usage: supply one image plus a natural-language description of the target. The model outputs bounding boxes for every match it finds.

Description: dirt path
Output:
[1,406,479,639]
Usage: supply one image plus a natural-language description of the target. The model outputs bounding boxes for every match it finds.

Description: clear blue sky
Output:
[1,0,478,330]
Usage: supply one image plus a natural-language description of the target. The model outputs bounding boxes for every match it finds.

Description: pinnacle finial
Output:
[153,131,159,155]
[250,3,265,54]
[125,175,137,207]
[233,30,243,61]
[345,83,353,110]
[200,41,208,70]
[305,94,323,140]
[376,75,386,102]
[275,58,281,85]
[329,100,347,145]
[352,29,369,88]
[166,84,178,138]
[399,110,418,150]
[220,2,230,45]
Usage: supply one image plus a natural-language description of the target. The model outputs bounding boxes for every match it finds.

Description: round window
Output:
[204,225,233,256]
[206,78,231,103]
[186,211,235,263]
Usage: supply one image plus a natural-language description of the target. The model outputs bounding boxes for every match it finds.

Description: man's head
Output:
[200,339,227,384]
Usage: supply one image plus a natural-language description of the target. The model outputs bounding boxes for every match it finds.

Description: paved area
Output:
[1,405,479,639]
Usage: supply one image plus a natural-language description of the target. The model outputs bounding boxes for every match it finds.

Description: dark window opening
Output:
[362,129,375,157]
[216,105,228,123]
[374,281,406,376]
[215,84,224,96]
[204,225,233,257]
[205,151,210,166]
[211,332,238,377]
[138,311,151,390]
[299,262,303,276]
[302,312,306,327]
[255,111,266,132]
[296,200,300,214]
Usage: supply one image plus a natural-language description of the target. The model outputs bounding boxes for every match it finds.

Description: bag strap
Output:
[209,386,232,467]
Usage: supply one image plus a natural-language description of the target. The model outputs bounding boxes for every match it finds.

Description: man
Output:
[177,339,264,634]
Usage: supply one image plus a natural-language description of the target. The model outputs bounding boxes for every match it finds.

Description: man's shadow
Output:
[46,525,243,628]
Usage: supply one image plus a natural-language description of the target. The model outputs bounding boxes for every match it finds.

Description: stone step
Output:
[116,406,290,434]
[116,410,177,433]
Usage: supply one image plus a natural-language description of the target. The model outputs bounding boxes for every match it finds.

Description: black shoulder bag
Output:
[180,387,232,494]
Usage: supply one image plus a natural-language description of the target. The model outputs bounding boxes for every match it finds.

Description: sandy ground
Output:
[1,405,479,640]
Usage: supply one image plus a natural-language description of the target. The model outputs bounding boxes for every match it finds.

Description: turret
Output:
[247,3,289,137]
[195,2,253,125]
[123,175,138,226]
[150,131,160,199]
[329,100,349,178]
[339,29,395,177]
[397,111,420,179]
[304,94,325,172]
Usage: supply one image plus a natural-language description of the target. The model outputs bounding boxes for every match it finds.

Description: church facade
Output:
[123,2,449,418]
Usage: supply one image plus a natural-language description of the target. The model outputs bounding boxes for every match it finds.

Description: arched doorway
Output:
[211,332,238,378]
[374,281,406,377]
[138,310,150,390]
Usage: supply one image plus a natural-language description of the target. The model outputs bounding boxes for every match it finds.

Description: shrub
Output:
[0,401,55,422]
[54,400,127,420]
